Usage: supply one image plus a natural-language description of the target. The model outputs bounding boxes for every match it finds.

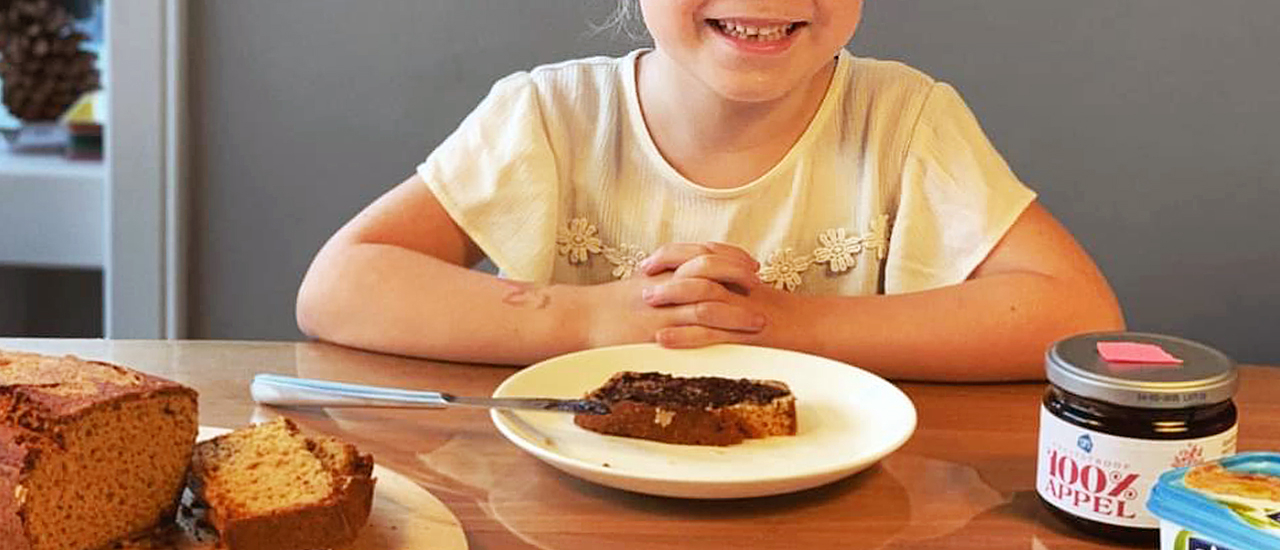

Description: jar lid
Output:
[1046,332,1237,409]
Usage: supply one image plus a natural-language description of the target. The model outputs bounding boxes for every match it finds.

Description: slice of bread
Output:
[188,418,375,550]
[573,371,797,446]
[0,349,199,550]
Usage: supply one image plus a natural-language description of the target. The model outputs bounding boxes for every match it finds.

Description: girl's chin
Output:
[695,52,835,104]
[702,76,803,104]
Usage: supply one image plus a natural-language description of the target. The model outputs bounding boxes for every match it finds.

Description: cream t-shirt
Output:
[418,49,1035,295]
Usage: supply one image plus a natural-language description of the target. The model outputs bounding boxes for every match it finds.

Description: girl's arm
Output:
[296,175,764,364]
[641,201,1125,381]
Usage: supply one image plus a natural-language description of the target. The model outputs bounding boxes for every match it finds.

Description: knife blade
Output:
[250,373,610,415]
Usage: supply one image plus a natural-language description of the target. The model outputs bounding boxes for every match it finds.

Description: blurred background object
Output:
[0,0,100,123]
[0,0,104,337]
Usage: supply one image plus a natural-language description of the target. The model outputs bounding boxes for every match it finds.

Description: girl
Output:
[296,0,1124,381]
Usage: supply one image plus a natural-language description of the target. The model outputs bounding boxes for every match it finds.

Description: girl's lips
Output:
[706,18,807,55]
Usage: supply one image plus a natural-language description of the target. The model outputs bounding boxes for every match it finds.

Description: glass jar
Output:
[1035,332,1238,545]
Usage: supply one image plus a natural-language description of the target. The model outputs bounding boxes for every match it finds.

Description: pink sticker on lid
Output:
[1096,341,1184,364]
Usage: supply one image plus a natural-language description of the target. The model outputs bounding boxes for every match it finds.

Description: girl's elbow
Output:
[295,244,358,341]
[1097,305,1127,333]
[296,302,321,340]
[295,286,322,339]
[295,270,337,341]
[1063,287,1127,337]
[1088,284,1127,332]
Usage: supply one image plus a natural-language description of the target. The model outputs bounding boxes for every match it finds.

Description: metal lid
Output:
[1046,332,1237,409]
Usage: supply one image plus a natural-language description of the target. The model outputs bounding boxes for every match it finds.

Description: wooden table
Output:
[2,338,1276,550]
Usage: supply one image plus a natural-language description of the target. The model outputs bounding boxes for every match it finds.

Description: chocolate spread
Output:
[586,371,790,407]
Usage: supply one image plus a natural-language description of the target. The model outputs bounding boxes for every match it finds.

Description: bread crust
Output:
[190,419,375,550]
[0,350,199,550]
[574,372,797,446]
[0,426,35,550]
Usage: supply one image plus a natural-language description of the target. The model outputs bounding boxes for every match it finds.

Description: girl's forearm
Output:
[296,242,588,365]
[773,272,1125,382]
[297,243,1124,378]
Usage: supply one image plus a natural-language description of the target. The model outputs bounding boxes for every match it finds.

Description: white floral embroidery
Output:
[556,218,603,264]
[604,244,647,279]
[863,214,889,261]
[812,228,864,273]
[555,214,890,291]
[759,249,812,291]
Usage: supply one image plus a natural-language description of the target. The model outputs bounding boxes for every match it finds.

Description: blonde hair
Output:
[591,0,649,42]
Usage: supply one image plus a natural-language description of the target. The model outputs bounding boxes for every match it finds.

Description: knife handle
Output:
[251,373,450,409]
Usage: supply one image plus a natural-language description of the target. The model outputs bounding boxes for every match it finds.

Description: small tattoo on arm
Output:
[499,279,551,309]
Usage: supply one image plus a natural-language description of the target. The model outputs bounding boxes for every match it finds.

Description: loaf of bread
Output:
[573,371,797,446]
[0,349,199,550]
[188,417,375,550]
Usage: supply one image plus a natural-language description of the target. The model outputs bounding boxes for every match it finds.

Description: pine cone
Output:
[0,0,100,121]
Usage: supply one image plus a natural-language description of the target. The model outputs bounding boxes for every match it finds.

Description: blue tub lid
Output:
[1148,452,1280,549]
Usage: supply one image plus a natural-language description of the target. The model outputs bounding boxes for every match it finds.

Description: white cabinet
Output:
[0,143,104,269]
[0,143,104,336]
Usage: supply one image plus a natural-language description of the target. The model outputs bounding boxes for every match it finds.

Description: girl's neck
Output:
[636,50,837,190]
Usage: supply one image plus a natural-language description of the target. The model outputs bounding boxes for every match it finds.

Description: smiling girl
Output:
[296,0,1125,381]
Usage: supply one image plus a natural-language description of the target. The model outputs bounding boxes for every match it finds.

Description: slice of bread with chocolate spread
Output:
[573,371,796,446]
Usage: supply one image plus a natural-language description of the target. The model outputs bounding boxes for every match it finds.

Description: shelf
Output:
[0,141,105,269]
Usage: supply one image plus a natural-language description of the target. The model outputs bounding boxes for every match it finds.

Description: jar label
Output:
[1036,405,1237,528]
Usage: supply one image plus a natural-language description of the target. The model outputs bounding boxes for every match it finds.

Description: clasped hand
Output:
[583,242,794,349]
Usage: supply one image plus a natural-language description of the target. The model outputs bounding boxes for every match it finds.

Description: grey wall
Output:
[187,0,630,339]
[188,1,1279,363]
[851,2,1280,362]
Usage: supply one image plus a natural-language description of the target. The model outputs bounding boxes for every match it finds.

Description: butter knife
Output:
[250,373,610,415]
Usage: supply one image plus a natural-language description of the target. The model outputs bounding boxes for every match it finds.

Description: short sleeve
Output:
[883,83,1037,294]
[417,72,560,283]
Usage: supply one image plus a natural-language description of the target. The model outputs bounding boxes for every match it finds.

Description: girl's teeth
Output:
[717,20,792,41]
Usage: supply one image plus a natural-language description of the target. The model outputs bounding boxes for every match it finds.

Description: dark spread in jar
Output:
[1036,332,1238,544]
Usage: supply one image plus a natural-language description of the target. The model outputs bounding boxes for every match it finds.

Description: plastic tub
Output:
[1147,452,1280,550]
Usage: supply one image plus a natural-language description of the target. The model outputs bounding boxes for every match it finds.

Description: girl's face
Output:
[638,0,864,103]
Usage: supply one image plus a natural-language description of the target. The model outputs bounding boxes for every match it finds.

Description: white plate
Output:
[490,344,917,499]
[160,427,469,550]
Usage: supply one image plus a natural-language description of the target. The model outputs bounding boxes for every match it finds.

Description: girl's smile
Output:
[705,17,809,55]
[639,0,863,103]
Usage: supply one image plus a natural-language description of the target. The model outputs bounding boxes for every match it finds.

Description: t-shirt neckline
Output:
[620,48,851,199]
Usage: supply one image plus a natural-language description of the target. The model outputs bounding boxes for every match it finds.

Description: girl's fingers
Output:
[701,241,759,268]
[640,243,714,275]
[658,300,767,334]
[640,242,760,275]
[655,325,762,349]
[671,254,761,289]
[643,278,729,307]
